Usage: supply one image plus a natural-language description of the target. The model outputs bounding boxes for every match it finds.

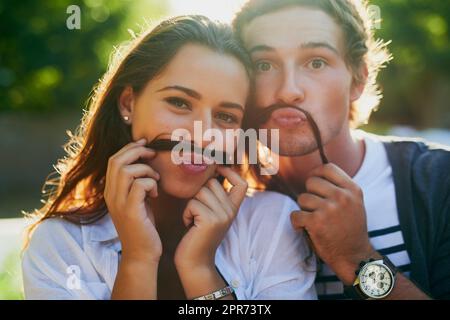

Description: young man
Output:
[233,0,450,299]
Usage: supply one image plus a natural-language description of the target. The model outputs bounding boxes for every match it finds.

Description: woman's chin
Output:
[158,180,205,199]
[156,166,217,199]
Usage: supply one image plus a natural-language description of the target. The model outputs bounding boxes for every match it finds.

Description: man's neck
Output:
[278,128,366,194]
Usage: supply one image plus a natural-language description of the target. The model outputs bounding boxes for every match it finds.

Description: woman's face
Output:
[119,44,249,199]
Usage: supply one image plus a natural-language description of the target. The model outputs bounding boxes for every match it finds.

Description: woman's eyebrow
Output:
[157,85,202,99]
[219,102,244,113]
[157,85,243,113]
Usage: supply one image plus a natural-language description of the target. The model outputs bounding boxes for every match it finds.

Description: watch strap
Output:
[344,280,367,300]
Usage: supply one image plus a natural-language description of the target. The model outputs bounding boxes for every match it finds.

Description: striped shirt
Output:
[315,131,411,300]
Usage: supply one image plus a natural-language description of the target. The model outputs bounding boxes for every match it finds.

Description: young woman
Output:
[22,15,316,300]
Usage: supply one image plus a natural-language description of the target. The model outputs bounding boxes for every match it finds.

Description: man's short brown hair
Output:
[233,0,391,128]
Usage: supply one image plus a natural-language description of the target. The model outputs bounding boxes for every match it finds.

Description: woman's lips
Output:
[178,153,210,175]
[269,108,307,128]
[179,163,209,175]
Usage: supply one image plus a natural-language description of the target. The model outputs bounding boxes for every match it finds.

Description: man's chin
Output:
[276,139,319,157]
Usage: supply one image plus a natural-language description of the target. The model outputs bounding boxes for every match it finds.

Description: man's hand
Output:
[290,163,376,285]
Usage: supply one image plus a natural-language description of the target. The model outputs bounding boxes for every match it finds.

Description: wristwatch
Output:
[344,256,397,300]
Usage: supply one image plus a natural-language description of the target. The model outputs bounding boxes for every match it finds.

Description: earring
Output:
[123,116,129,121]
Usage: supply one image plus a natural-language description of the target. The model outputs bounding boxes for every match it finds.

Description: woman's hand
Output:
[104,138,162,263]
[174,166,248,271]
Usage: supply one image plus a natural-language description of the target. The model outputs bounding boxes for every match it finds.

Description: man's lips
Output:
[269,108,307,128]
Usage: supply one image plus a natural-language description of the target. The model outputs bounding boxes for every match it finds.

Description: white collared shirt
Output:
[22,191,317,300]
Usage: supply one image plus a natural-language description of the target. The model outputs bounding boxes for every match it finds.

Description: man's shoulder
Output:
[372,133,450,204]
[362,132,450,168]
[379,135,449,168]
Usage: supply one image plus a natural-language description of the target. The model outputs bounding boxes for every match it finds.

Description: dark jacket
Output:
[382,136,450,299]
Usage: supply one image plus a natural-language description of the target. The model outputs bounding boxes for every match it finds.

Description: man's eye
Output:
[165,97,191,110]
[255,61,273,72]
[216,112,238,124]
[308,59,327,70]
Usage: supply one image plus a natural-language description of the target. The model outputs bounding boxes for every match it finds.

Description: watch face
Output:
[359,262,394,299]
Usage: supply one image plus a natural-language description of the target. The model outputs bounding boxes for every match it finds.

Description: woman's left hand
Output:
[174,166,248,271]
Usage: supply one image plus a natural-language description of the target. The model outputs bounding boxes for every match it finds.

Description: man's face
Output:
[242,6,362,156]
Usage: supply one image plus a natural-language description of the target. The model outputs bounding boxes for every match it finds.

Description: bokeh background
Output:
[0,0,449,299]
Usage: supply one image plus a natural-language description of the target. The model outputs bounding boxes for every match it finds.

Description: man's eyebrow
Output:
[219,102,244,113]
[157,85,201,99]
[248,44,275,55]
[249,42,339,56]
[300,42,340,55]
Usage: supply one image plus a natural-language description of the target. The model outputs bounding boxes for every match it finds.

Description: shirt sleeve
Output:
[22,218,110,300]
[243,192,317,300]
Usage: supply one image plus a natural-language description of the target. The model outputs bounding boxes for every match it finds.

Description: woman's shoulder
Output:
[27,211,116,250]
[27,217,83,249]
[22,215,114,299]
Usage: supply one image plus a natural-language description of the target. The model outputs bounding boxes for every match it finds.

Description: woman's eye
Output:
[166,97,191,110]
[216,113,238,124]
[255,61,273,72]
[308,59,327,70]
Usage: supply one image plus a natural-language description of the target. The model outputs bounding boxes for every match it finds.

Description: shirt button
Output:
[231,279,240,288]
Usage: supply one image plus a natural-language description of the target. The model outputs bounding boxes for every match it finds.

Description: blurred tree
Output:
[0,0,448,129]
[0,0,167,113]
[371,0,450,129]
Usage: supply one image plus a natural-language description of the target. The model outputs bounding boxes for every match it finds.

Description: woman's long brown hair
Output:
[23,15,252,248]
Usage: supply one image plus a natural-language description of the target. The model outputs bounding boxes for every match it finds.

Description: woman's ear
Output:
[350,63,369,102]
[118,86,135,124]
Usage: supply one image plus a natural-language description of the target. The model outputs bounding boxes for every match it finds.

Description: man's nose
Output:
[276,67,305,105]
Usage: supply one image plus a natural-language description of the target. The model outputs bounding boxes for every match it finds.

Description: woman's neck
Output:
[148,191,189,299]
[149,191,188,253]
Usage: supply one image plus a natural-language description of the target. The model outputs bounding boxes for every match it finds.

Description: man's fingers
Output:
[216,166,248,211]
[305,176,339,199]
[297,193,323,212]
[308,163,353,189]
[290,210,314,231]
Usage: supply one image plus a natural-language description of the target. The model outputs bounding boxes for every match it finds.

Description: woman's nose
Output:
[190,110,216,149]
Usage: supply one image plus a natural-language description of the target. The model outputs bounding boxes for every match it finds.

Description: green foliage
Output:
[0,0,168,113]
[0,251,23,300]
[0,0,448,128]
[371,0,450,128]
